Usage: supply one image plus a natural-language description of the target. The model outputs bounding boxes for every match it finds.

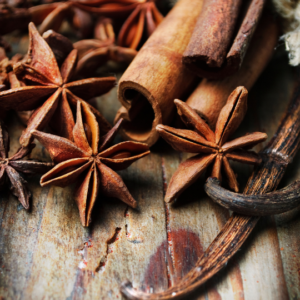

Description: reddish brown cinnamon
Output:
[114,0,202,146]
[186,14,279,129]
[182,0,265,79]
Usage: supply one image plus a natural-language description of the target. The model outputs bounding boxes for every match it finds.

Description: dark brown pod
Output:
[205,177,300,216]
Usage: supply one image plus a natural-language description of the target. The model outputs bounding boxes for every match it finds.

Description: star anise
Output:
[30,0,162,50]
[74,18,137,77]
[156,86,268,203]
[29,1,94,39]
[117,0,163,49]
[0,52,24,119]
[72,0,144,18]
[0,120,53,209]
[0,53,23,91]
[0,22,116,147]
[31,100,150,226]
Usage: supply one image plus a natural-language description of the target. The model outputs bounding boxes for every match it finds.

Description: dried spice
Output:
[30,0,162,49]
[115,0,202,147]
[29,2,94,38]
[182,0,265,79]
[32,101,150,226]
[0,52,24,119]
[156,87,267,203]
[71,0,144,17]
[0,53,23,90]
[74,18,137,77]
[205,177,300,216]
[75,40,137,77]
[117,0,163,49]
[0,120,53,209]
[185,14,278,129]
[121,74,300,300]
[0,23,116,147]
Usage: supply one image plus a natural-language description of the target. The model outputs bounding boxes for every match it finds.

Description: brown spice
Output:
[205,177,300,216]
[114,0,203,146]
[185,13,279,129]
[29,2,94,38]
[0,120,53,209]
[0,23,116,147]
[32,101,150,227]
[182,0,265,79]
[156,87,267,203]
[117,0,163,50]
[74,19,137,78]
[120,74,300,300]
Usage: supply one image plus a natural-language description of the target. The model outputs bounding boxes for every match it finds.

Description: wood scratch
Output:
[95,227,121,273]
[161,157,175,287]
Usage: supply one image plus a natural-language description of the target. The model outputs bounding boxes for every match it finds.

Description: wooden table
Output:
[0,54,299,300]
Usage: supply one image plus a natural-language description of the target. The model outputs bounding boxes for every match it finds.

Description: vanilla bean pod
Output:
[205,177,300,216]
[120,76,300,299]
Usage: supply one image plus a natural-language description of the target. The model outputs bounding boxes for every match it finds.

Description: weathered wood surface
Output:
[0,54,300,300]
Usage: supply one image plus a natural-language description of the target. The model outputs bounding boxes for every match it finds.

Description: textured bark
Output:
[183,0,265,79]
[185,14,279,129]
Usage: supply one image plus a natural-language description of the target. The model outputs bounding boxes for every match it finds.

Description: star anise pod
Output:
[0,120,53,209]
[0,52,24,119]
[31,100,150,226]
[29,1,94,38]
[156,86,268,203]
[30,0,163,50]
[72,0,143,18]
[74,18,137,77]
[118,0,163,49]
[0,53,23,90]
[0,22,116,147]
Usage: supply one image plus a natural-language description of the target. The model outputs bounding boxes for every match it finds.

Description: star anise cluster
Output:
[157,87,268,203]
[0,22,151,225]
[29,0,163,50]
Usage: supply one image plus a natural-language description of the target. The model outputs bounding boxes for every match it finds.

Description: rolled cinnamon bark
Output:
[183,0,265,79]
[114,0,202,146]
[186,14,279,129]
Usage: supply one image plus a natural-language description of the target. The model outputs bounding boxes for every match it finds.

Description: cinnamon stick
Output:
[120,73,300,300]
[182,0,265,79]
[114,0,202,146]
[186,14,279,129]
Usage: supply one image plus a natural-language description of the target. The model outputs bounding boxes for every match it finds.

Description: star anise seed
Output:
[32,100,150,226]
[156,86,268,203]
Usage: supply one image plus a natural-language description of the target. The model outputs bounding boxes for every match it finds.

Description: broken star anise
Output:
[0,22,116,148]
[0,120,53,209]
[156,86,268,203]
[31,100,150,227]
